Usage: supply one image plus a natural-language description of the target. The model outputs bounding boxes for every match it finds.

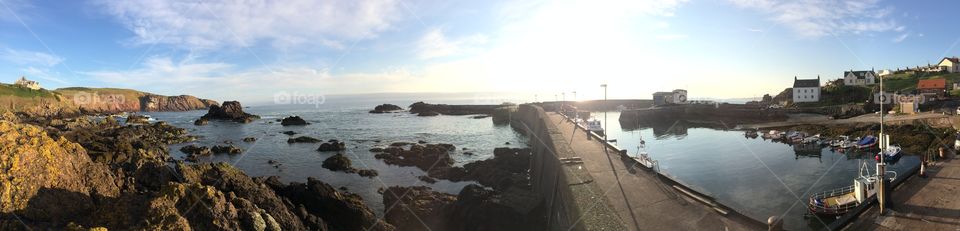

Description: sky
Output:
[1,0,960,104]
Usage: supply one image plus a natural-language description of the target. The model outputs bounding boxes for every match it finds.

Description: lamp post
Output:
[878,73,887,215]
[601,84,608,141]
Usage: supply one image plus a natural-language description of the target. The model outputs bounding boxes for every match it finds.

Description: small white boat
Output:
[877,144,902,162]
[802,134,821,144]
[809,161,894,216]
[762,130,784,139]
[583,119,604,136]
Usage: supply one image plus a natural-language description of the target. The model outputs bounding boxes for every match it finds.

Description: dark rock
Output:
[373,143,456,174]
[126,114,150,124]
[288,136,322,143]
[417,111,440,117]
[357,169,379,178]
[268,160,277,165]
[389,142,412,147]
[463,152,474,155]
[200,101,260,123]
[180,144,212,156]
[211,145,243,154]
[317,141,346,152]
[369,147,385,152]
[417,140,427,144]
[382,186,455,230]
[281,116,309,126]
[444,184,534,231]
[242,137,257,142]
[281,131,297,136]
[504,142,511,145]
[471,115,490,119]
[194,118,208,126]
[322,154,354,173]
[369,104,403,113]
[438,148,532,190]
[418,175,437,184]
[266,177,395,231]
[408,101,502,116]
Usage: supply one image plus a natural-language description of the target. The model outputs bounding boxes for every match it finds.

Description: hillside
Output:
[54,87,219,113]
[0,84,217,114]
[881,71,960,93]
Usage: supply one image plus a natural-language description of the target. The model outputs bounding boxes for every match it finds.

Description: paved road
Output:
[548,113,765,231]
[844,151,960,230]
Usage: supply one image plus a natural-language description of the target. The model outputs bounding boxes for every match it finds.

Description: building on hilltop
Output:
[843,70,877,86]
[13,76,40,90]
[877,69,893,77]
[792,76,820,103]
[917,78,948,100]
[938,57,960,73]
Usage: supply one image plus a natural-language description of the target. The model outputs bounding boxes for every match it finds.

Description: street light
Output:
[601,84,608,141]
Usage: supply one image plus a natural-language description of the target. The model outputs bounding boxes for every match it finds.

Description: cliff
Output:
[53,87,218,114]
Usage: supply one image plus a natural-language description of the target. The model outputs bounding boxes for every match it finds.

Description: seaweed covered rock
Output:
[280,116,309,126]
[194,117,208,126]
[125,114,150,124]
[201,101,260,123]
[382,186,456,230]
[0,120,121,227]
[317,140,346,152]
[322,154,354,172]
[374,143,456,173]
[211,145,243,154]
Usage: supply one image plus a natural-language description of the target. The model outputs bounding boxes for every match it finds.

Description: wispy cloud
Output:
[656,34,688,40]
[729,0,901,38]
[93,0,403,50]
[892,33,909,43]
[418,28,488,59]
[22,66,68,85]
[0,48,63,66]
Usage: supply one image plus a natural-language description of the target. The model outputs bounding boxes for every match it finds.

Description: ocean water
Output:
[147,98,527,216]
[597,111,920,231]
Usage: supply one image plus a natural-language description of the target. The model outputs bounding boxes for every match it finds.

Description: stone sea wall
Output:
[619,104,788,129]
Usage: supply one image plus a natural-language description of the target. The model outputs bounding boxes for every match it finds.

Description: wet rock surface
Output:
[263,176,395,231]
[193,117,208,125]
[382,185,541,231]
[287,136,322,143]
[317,140,346,152]
[369,104,403,113]
[322,154,379,178]
[211,145,243,154]
[201,101,260,123]
[372,143,456,175]
[408,101,502,116]
[280,116,309,126]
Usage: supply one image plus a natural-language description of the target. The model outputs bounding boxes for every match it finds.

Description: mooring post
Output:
[767,216,783,231]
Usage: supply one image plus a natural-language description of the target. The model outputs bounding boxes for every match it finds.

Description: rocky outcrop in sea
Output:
[369,104,403,113]
[201,101,260,123]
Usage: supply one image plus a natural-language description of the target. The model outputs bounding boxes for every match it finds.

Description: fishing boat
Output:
[808,161,890,216]
[802,134,821,144]
[632,134,657,170]
[856,135,877,149]
[762,130,784,139]
[583,119,605,136]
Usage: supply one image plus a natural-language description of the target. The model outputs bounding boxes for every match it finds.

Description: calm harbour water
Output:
[597,111,919,231]
[147,97,526,216]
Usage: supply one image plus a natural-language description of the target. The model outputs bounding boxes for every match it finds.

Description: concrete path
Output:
[548,113,765,231]
[844,152,960,230]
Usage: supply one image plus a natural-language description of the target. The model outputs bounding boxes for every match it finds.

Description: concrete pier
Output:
[843,151,960,230]
[511,104,765,230]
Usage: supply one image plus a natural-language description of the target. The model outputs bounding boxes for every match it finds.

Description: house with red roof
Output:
[938,57,960,73]
[917,78,948,99]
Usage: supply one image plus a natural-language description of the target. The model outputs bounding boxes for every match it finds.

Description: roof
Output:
[793,77,820,88]
[917,78,947,89]
[941,57,960,64]
[844,70,875,79]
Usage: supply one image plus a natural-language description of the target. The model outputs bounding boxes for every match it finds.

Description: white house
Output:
[652,89,688,106]
[13,76,40,90]
[938,57,960,73]
[793,76,820,103]
[843,70,876,86]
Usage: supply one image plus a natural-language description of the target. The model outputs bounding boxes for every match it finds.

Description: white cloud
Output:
[892,33,908,43]
[729,0,902,38]
[0,48,63,66]
[417,28,488,59]
[656,34,688,40]
[94,0,402,50]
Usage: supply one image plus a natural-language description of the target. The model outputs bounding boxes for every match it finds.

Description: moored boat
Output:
[876,144,902,163]
[583,119,605,136]
[856,135,877,149]
[808,162,889,216]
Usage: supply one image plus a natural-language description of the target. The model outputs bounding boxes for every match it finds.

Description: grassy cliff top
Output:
[54,87,149,98]
[0,83,60,98]
[881,71,960,92]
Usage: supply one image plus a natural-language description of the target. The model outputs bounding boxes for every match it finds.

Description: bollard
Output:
[939,147,945,159]
[767,216,783,231]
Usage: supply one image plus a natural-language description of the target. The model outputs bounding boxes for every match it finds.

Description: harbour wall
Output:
[619,104,788,129]
[509,104,625,231]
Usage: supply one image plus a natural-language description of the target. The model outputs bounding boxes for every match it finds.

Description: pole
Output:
[602,84,608,141]
[878,73,887,215]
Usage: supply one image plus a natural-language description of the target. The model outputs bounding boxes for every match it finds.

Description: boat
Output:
[762,130,784,139]
[632,134,657,170]
[744,130,758,138]
[583,119,605,136]
[830,135,855,149]
[802,134,821,144]
[808,161,890,216]
[856,135,877,149]
[877,144,902,163]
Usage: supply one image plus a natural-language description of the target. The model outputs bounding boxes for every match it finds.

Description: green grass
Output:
[0,83,58,98]
[54,87,148,100]
[879,71,960,92]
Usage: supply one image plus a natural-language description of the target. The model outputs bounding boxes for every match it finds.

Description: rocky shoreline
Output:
[0,101,542,230]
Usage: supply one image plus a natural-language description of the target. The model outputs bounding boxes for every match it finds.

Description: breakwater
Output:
[509,104,625,231]
[619,104,788,129]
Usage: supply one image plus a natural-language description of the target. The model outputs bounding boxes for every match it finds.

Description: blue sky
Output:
[1,0,960,103]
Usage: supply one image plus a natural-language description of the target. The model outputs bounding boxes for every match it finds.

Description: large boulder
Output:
[0,121,121,227]
[317,140,346,152]
[280,116,309,126]
[288,136,322,143]
[382,186,456,230]
[322,154,354,172]
[369,104,403,113]
[211,145,243,154]
[373,143,455,174]
[200,101,260,123]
